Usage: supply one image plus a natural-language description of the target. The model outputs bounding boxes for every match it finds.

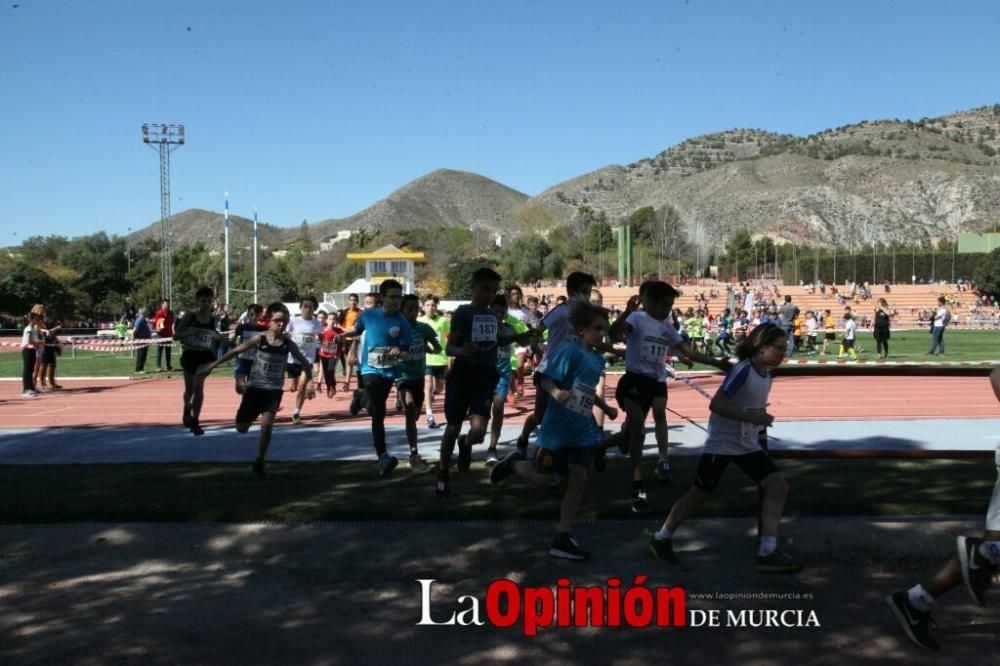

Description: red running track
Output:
[1,373,997,430]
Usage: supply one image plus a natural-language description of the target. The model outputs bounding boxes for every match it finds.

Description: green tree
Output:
[496,235,552,284]
[629,206,657,242]
[446,257,497,299]
[0,263,75,317]
[972,247,1000,296]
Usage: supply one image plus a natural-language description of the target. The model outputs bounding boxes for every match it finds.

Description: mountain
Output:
[306,169,529,239]
[125,105,1000,253]
[526,105,1000,246]
[128,209,288,254]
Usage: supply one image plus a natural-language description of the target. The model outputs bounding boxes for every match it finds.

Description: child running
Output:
[649,322,802,573]
[601,281,730,513]
[231,304,265,395]
[838,307,858,360]
[174,286,220,436]
[336,281,412,476]
[436,268,533,497]
[491,301,618,561]
[397,293,441,471]
[486,294,529,465]
[885,366,1000,650]
[513,272,597,455]
[285,296,324,425]
[821,309,836,355]
[318,311,343,398]
[197,302,314,477]
[418,296,450,429]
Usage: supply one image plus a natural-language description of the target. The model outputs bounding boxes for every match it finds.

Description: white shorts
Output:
[987,443,1000,531]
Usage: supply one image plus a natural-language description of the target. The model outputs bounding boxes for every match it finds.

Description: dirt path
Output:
[2,517,996,664]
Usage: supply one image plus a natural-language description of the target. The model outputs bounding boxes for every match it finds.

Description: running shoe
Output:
[490,449,525,484]
[376,453,398,477]
[886,591,939,650]
[426,414,439,429]
[957,535,996,607]
[754,550,803,573]
[435,469,450,497]
[549,533,590,562]
[654,459,672,483]
[485,450,500,466]
[190,423,205,436]
[291,413,302,426]
[631,489,649,514]
[648,535,678,564]
[408,453,430,471]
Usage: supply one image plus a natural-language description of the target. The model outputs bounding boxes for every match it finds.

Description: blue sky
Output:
[1,0,997,246]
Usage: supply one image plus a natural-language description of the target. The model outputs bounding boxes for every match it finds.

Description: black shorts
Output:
[236,387,284,424]
[694,451,779,493]
[534,446,595,476]
[286,363,304,379]
[396,378,425,410]
[424,365,447,379]
[362,373,395,409]
[444,366,498,425]
[842,339,855,349]
[615,371,666,414]
[181,350,214,375]
[824,332,836,341]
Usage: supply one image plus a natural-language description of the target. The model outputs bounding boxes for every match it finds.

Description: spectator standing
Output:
[20,306,44,397]
[153,299,175,372]
[215,305,232,360]
[778,295,798,355]
[873,298,892,359]
[927,296,950,356]
[131,307,153,373]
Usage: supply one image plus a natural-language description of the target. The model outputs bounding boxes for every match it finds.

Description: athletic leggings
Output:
[362,374,394,457]
[22,348,36,391]
[319,356,337,388]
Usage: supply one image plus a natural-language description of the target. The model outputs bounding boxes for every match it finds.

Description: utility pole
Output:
[142,123,184,303]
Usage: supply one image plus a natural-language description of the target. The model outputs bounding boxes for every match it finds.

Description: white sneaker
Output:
[22,390,38,398]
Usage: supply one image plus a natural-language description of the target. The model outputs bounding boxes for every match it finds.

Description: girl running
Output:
[649,322,801,573]
[491,301,618,561]
[175,286,220,436]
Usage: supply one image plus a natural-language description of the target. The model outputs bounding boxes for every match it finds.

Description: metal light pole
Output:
[141,123,184,303]
[126,227,132,272]
[253,209,259,303]
[224,193,231,307]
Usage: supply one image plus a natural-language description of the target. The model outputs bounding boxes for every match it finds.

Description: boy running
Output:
[175,286,220,436]
[197,303,314,477]
[491,302,618,561]
[513,272,597,455]
[397,294,441,471]
[318,311,343,398]
[486,294,529,465]
[649,322,801,573]
[436,268,533,497]
[336,281,412,476]
[419,296,449,429]
[838,308,858,360]
[231,304,265,395]
[821,309,836,355]
[286,296,324,424]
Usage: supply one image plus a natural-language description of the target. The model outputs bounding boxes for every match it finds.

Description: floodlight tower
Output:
[142,123,185,303]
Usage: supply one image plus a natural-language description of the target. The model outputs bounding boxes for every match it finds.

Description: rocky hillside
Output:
[127,209,288,254]
[307,169,529,239]
[528,105,1000,246]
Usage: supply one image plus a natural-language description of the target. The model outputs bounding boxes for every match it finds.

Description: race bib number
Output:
[640,335,669,365]
[320,339,337,356]
[367,346,398,369]
[238,331,264,360]
[472,315,497,347]
[566,382,597,416]
[409,341,426,363]
[186,329,215,351]
[296,332,317,346]
[248,352,286,390]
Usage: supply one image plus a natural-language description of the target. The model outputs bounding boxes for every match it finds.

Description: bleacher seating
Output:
[523,282,994,329]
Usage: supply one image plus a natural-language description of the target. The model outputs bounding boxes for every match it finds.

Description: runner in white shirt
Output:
[601,281,730,514]
[286,296,324,424]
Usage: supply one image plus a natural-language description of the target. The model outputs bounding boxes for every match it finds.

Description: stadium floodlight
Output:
[142,123,185,303]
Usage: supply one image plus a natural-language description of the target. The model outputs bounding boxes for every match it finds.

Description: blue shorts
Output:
[534,445,596,476]
[234,359,253,378]
[494,372,512,399]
